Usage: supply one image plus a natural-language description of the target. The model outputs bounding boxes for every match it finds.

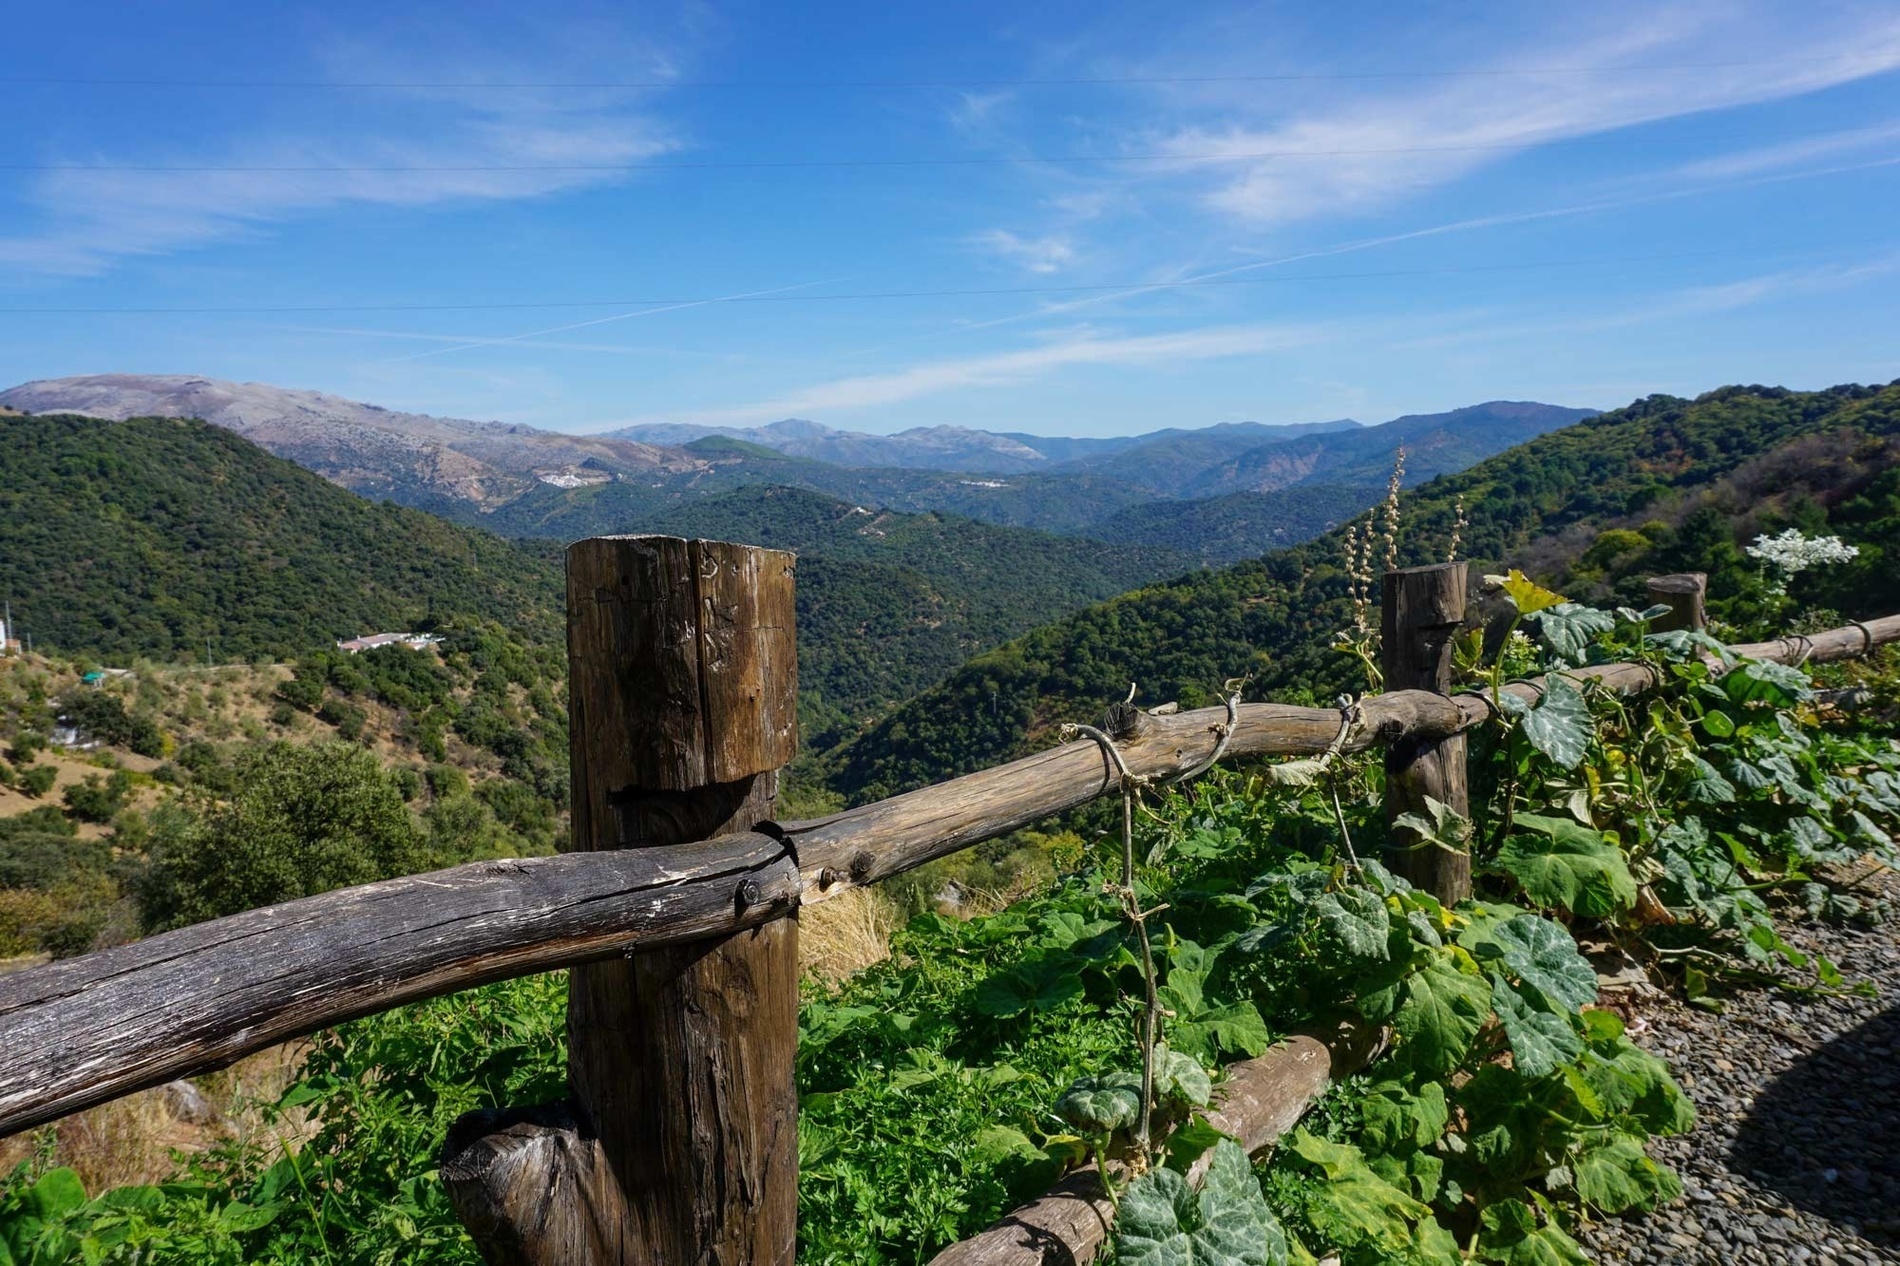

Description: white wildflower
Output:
[1744,528,1859,594]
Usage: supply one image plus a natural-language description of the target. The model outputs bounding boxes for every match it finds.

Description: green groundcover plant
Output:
[4,583,1897,1265]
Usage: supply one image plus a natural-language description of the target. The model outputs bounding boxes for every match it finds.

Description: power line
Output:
[11,127,1895,173]
[0,244,1880,316]
[0,58,1870,91]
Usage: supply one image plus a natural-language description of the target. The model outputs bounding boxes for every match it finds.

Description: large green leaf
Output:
[1154,1047,1213,1108]
[1579,1042,1696,1135]
[1393,953,1492,1075]
[1489,916,1598,1012]
[972,955,1085,1018]
[1172,1000,1272,1061]
[1056,1071,1143,1133]
[1684,756,1737,804]
[1514,675,1594,769]
[969,1125,1065,1205]
[1724,659,1812,707]
[1494,814,1636,917]
[1117,1139,1288,1266]
[1289,1130,1432,1255]
[1490,974,1584,1077]
[1158,940,1217,1018]
[1358,1080,1449,1152]
[1572,1131,1682,1213]
[1315,887,1391,960]
[1536,603,1614,665]
[1477,1198,1590,1266]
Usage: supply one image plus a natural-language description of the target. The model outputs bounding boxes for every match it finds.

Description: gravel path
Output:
[1580,868,1900,1265]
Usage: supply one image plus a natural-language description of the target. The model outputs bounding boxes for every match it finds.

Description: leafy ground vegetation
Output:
[4,564,1896,1264]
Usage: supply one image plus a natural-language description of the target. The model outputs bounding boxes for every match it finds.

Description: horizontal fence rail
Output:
[1,611,1895,1139]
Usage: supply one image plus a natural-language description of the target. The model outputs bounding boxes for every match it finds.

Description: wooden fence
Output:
[1,537,1893,1265]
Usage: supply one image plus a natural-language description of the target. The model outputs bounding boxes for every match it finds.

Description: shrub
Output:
[54,689,164,757]
[61,769,133,824]
[317,697,367,741]
[18,764,57,798]
[0,888,62,957]
[424,763,468,800]
[136,743,424,931]
[273,673,325,713]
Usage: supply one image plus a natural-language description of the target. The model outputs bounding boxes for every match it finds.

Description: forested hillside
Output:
[830,381,1900,801]
[506,484,1195,740]
[0,414,563,660]
[1093,484,1380,563]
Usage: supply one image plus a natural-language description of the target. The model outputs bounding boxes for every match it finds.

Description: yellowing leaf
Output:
[1499,569,1568,616]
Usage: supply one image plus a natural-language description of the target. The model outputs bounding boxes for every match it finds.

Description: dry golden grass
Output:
[799,886,897,984]
[0,1044,313,1195]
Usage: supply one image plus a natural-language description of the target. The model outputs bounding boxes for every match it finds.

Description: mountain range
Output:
[0,375,1595,564]
[606,416,1363,474]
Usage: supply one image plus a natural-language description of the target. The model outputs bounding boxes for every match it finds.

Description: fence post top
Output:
[1385,561,1467,578]
[565,533,798,562]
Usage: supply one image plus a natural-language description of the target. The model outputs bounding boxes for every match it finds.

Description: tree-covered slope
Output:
[1093,484,1381,564]
[502,484,1198,734]
[830,381,1900,801]
[0,414,563,660]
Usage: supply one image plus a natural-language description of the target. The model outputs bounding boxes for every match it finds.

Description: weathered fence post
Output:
[1382,562,1471,904]
[443,536,800,1264]
[1646,572,1708,632]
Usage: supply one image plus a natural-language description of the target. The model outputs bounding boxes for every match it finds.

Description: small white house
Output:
[337,632,445,655]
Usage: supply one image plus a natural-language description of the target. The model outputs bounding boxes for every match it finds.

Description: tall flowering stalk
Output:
[1333,448,1407,690]
[1447,495,1467,564]
[1745,528,1858,595]
[1381,447,1407,575]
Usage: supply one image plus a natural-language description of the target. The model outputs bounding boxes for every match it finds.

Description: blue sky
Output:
[2,0,1898,437]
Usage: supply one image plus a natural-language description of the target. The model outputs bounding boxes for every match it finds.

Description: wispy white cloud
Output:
[967,228,1079,273]
[644,321,1328,424]
[369,279,841,363]
[0,26,691,275]
[1676,119,1900,181]
[284,324,805,362]
[1131,4,1900,224]
[1393,249,1900,349]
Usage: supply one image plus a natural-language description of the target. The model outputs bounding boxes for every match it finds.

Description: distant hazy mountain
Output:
[607,416,1364,475]
[1177,402,1599,498]
[0,374,701,509]
[606,418,1057,473]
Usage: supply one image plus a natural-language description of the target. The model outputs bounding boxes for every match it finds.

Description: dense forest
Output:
[1093,484,1381,563]
[0,414,563,660]
[829,381,1900,801]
